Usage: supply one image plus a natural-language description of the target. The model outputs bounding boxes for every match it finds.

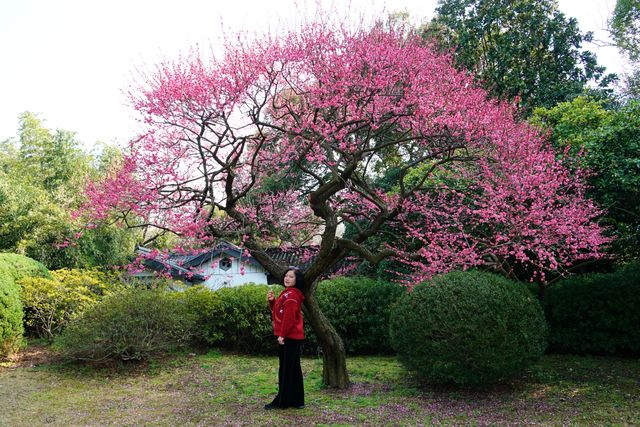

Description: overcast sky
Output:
[0,0,624,149]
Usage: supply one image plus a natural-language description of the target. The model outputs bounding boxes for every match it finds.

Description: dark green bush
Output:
[389,270,547,386]
[543,263,640,355]
[179,280,404,356]
[56,289,195,362]
[305,277,405,354]
[0,253,51,356]
[0,275,23,357]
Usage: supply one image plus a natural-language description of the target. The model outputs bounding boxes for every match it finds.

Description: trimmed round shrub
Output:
[389,270,547,386]
[305,277,405,354]
[543,262,640,355]
[179,280,405,356]
[0,253,51,282]
[0,275,24,356]
[56,289,195,362]
[0,253,51,356]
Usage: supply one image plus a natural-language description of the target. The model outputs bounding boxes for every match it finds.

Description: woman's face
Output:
[284,270,297,288]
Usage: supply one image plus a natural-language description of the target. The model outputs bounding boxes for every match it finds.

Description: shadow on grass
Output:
[2,343,639,426]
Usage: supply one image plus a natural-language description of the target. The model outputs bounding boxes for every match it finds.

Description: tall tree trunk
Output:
[302,288,350,389]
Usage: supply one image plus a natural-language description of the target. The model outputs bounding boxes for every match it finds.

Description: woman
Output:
[264,267,305,410]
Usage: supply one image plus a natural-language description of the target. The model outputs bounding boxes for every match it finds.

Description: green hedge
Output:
[177,279,404,356]
[0,253,51,357]
[178,284,277,354]
[56,289,195,362]
[543,263,640,355]
[389,271,547,386]
[178,285,225,345]
[305,277,405,355]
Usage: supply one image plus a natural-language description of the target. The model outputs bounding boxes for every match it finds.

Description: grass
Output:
[0,345,638,426]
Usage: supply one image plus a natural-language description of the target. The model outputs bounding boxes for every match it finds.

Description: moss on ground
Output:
[0,345,638,426]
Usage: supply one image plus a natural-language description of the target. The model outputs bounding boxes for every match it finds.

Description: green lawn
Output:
[0,345,638,426]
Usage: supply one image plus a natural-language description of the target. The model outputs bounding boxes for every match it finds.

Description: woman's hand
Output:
[267,290,275,302]
[277,336,285,345]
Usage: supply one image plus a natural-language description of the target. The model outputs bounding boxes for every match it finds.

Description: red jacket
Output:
[270,287,305,340]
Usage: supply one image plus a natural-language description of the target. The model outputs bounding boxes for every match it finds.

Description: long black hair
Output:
[285,266,306,291]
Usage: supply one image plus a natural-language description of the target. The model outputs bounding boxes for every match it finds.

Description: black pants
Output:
[270,338,304,408]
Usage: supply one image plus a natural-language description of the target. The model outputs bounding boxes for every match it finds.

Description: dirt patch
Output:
[0,343,61,369]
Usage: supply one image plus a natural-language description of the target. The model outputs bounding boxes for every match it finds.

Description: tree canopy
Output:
[611,0,640,62]
[532,97,640,261]
[430,0,616,110]
[610,0,640,98]
[0,113,136,269]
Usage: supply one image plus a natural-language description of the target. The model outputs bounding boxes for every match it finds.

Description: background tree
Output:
[17,112,89,195]
[611,0,640,61]
[610,0,640,98]
[80,22,608,388]
[429,0,616,111]
[531,97,640,262]
[0,113,137,269]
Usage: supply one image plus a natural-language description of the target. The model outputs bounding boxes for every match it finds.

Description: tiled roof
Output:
[265,246,320,270]
[181,242,263,268]
[137,247,206,282]
[137,240,358,282]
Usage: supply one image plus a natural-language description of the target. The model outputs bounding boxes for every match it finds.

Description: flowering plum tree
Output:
[80,23,609,388]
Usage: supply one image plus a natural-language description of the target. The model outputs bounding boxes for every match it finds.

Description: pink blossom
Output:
[74,21,610,284]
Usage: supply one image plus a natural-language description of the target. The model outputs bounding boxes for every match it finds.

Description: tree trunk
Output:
[302,289,350,389]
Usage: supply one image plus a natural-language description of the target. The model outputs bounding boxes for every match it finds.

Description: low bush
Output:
[19,268,124,341]
[543,262,640,355]
[213,284,277,354]
[389,270,547,386]
[56,289,195,362]
[174,284,276,353]
[178,280,404,356]
[176,285,225,345]
[305,277,405,354]
[0,253,50,357]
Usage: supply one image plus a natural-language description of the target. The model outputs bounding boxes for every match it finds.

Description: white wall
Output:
[198,255,269,290]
